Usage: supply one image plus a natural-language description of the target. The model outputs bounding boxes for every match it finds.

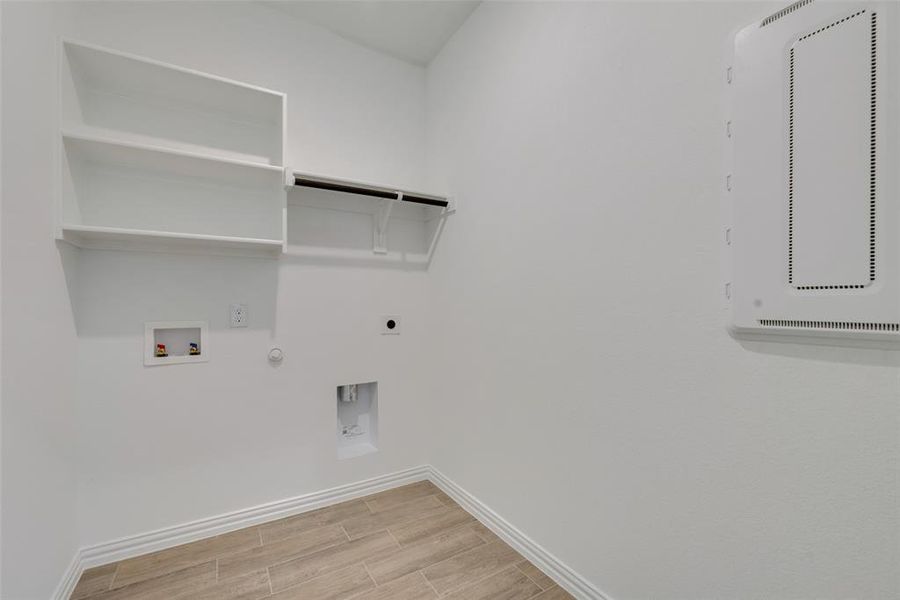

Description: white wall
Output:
[425,3,900,599]
[5,2,900,599]
[64,2,433,547]
[1,3,81,598]
[2,1,434,595]
[1,1,5,594]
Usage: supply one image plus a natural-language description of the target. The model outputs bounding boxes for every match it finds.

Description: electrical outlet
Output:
[381,315,400,335]
[230,303,248,328]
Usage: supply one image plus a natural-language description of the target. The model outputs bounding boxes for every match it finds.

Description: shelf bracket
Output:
[373,193,398,254]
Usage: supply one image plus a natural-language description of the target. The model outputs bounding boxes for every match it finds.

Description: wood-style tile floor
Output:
[71,481,573,600]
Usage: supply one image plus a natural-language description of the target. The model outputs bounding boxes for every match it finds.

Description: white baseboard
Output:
[428,468,610,600]
[53,465,606,600]
[79,465,430,570]
[51,551,83,600]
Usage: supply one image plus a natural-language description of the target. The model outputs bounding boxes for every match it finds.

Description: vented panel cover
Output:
[726,1,899,345]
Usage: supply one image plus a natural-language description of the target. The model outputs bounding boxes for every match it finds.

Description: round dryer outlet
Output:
[381,315,400,335]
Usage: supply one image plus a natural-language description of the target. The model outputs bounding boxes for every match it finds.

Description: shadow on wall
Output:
[59,241,279,338]
[736,337,900,368]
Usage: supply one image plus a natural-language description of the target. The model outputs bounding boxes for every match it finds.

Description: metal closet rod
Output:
[293,176,449,208]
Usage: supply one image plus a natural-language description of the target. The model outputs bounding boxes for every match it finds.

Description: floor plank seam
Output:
[431,561,516,597]
[420,569,441,598]
[360,559,380,587]
[383,527,402,549]
[360,561,376,580]
[108,563,120,590]
[412,535,490,595]
[516,563,547,591]
[359,561,379,596]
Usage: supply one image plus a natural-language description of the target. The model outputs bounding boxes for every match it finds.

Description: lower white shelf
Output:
[62,224,283,257]
[59,131,286,257]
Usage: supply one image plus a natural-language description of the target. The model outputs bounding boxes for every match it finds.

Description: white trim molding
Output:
[54,465,607,600]
[79,466,429,570]
[427,468,609,600]
[51,552,83,600]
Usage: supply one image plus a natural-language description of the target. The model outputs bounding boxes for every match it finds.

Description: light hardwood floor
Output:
[71,481,573,600]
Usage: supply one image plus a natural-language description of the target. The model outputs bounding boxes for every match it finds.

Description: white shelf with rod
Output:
[58,39,287,256]
[286,171,453,263]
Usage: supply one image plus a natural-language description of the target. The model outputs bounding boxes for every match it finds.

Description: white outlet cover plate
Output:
[381,315,400,335]
[230,303,248,328]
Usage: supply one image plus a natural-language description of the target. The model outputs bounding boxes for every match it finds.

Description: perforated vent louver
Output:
[761,0,815,27]
[759,319,900,332]
[788,9,877,291]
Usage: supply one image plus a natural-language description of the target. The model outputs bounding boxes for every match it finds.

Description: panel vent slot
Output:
[761,0,815,27]
[788,9,876,291]
[759,319,899,332]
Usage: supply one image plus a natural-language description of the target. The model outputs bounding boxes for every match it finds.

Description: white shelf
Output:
[62,130,284,186]
[290,171,451,210]
[58,40,287,257]
[61,225,283,256]
[61,133,285,250]
[61,39,284,166]
[287,170,452,262]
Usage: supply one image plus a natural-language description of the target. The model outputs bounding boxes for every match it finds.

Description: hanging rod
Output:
[293,175,449,208]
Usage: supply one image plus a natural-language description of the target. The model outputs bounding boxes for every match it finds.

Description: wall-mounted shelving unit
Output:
[286,171,453,263]
[58,40,287,256]
[55,40,453,262]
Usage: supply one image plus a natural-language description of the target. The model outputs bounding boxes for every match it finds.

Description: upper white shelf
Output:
[60,39,285,166]
[58,40,287,257]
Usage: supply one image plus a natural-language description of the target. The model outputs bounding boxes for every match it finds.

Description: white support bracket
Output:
[373,193,398,254]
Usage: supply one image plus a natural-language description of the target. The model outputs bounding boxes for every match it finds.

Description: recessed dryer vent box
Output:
[336,382,378,460]
[725,1,900,347]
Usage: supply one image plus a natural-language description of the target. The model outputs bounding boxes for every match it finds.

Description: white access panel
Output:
[725,1,900,346]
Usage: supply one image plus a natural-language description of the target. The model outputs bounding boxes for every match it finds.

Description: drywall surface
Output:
[424,2,900,599]
[3,0,432,567]
[1,3,80,598]
[69,2,431,546]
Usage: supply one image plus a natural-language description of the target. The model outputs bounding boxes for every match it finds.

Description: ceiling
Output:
[264,1,480,66]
